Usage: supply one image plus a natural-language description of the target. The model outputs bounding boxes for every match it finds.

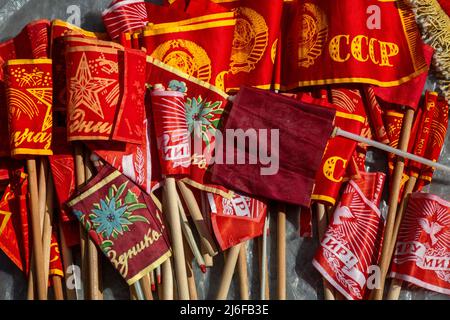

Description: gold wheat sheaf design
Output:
[151,39,212,83]
[298,2,328,68]
[229,6,269,74]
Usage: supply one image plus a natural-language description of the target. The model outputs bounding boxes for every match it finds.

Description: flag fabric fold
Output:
[66,165,171,285]
[210,86,336,206]
[390,192,450,296]
[103,0,149,40]
[313,172,386,300]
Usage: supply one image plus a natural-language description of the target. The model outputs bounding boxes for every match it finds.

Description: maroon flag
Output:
[66,165,171,285]
[313,172,386,300]
[390,193,450,296]
[210,86,336,206]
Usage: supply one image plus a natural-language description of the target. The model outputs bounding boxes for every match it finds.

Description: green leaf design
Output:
[116,182,128,199]
[100,240,114,253]
[127,203,147,212]
[129,215,150,224]
[125,190,139,205]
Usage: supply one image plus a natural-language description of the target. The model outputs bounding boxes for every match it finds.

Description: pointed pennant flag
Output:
[390,192,450,296]
[208,191,267,251]
[66,165,171,285]
[313,172,386,300]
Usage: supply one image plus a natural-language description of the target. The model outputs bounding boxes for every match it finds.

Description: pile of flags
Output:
[0,0,448,300]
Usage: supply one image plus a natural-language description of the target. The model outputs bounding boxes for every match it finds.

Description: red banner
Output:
[146,57,231,196]
[67,165,171,285]
[208,191,267,251]
[49,228,64,278]
[416,97,449,190]
[313,172,386,300]
[0,171,30,274]
[278,0,428,90]
[6,59,53,157]
[211,0,283,92]
[103,0,149,40]
[150,88,191,177]
[307,89,367,206]
[390,193,450,296]
[143,12,236,88]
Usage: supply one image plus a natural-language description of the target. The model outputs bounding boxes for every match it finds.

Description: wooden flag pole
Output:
[165,177,190,300]
[84,152,102,300]
[184,239,198,300]
[260,215,270,300]
[316,203,336,300]
[277,204,286,300]
[371,108,415,300]
[162,258,174,300]
[74,144,88,299]
[237,242,249,300]
[58,220,79,300]
[200,192,214,267]
[177,181,218,257]
[384,176,417,300]
[140,274,153,300]
[26,158,47,300]
[216,243,242,300]
[52,275,64,300]
[176,192,206,271]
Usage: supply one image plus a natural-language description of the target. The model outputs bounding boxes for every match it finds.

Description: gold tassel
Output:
[408,0,450,102]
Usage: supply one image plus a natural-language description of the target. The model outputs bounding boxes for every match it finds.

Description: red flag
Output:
[313,172,386,300]
[279,0,428,90]
[102,0,149,40]
[210,0,283,92]
[208,191,267,251]
[416,97,449,190]
[307,88,367,206]
[6,59,53,157]
[0,171,30,274]
[390,192,450,296]
[373,44,434,110]
[65,36,147,144]
[49,228,64,278]
[66,165,171,285]
[150,87,191,177]
[362,86,389,144]
[143,12,236,88]
[0,20,50,157]
[49,128,80,247]
[210,86,336,206]
[408,91,438,178]
[146,57,231,197]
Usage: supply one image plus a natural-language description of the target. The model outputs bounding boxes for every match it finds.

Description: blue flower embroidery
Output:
[91,197,132,239]
[168,80,187,93]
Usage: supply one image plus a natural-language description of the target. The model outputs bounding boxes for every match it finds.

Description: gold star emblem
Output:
[68,53,116,119]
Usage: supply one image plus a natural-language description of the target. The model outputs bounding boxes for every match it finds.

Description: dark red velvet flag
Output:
[210,86,336,206]
[66,165,171,285]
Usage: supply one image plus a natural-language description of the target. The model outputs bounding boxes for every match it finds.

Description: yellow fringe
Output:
[408,0,450,102]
